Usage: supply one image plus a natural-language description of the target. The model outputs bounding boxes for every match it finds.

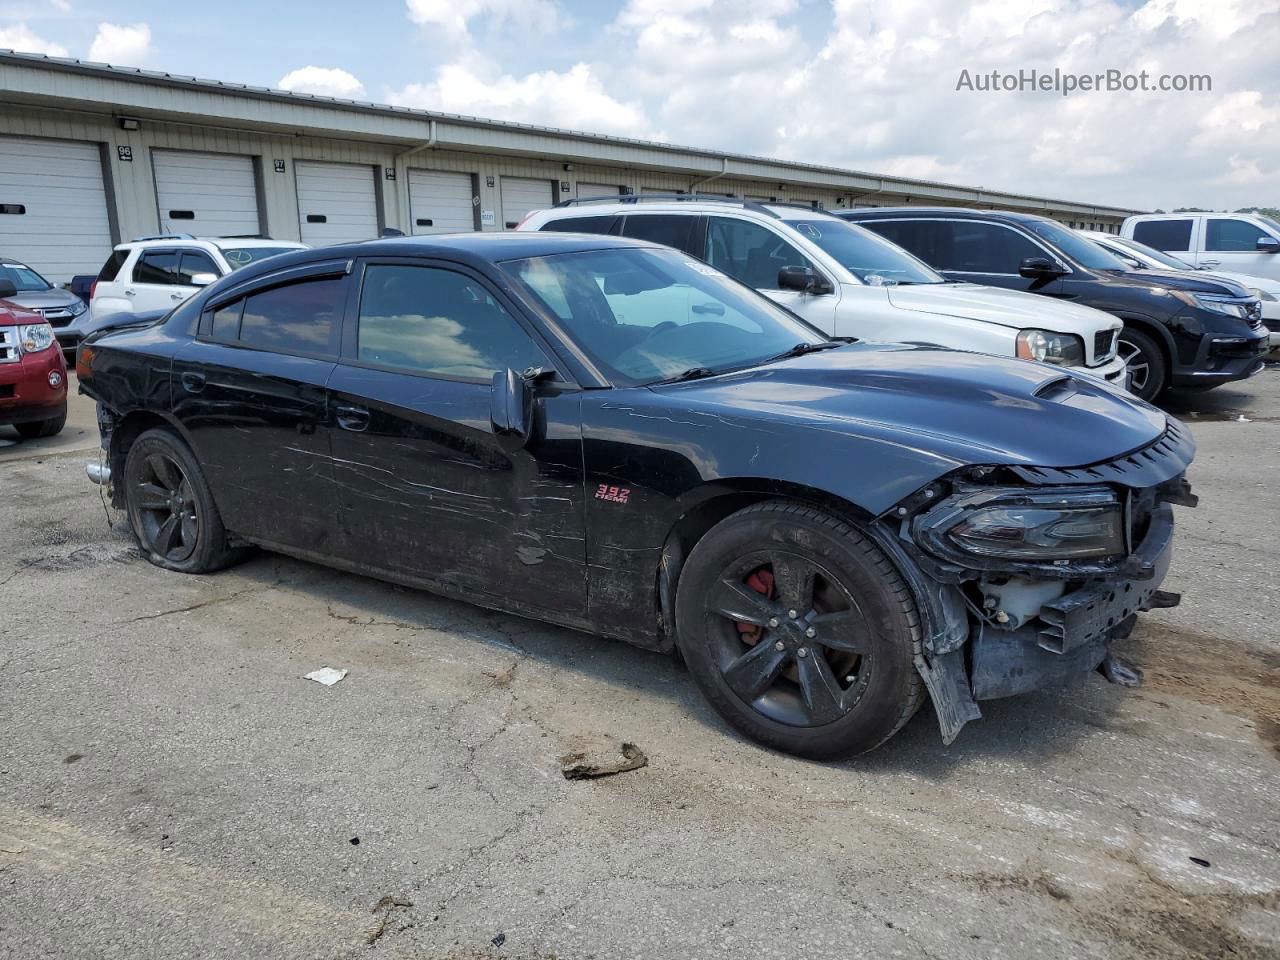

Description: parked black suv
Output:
[78,232,1195,758]
[836,208,1269,400]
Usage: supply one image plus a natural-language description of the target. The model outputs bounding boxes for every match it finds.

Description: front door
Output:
[326,259,588,618]
[702,215,840,332]
[172,265,349,554]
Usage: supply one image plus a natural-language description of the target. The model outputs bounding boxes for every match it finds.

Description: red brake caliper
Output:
[737,568,776,645]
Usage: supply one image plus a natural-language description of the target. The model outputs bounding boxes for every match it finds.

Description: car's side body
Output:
[519,200,1129,387]
[78,233,1194,749]
[1122,212,1280,282]
[838,207,1270,395]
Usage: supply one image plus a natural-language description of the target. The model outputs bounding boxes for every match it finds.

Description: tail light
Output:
[76,343,95,380]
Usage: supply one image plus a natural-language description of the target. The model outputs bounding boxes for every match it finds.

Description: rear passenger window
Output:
[541,215,616,235]
[621,215,693,251]
[237,277,344,355]
[356,264,546,379]
[871,220,1040,274]
[133,251,180,284]
[1132,219,1193,251]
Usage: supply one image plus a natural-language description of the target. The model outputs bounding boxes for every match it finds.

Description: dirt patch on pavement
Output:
[1119,622,1280,760]
[966,855,1280,960]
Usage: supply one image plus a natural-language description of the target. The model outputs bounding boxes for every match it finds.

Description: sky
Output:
[0,0,1277,211]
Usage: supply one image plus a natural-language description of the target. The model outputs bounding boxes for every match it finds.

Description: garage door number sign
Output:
[117,145,133,162]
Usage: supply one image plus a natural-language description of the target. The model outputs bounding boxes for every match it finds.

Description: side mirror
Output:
[0,279,16,299]
[1018,256,1066,279]
[189,272,218,287]
[777,265,833,295]
[490,367,537,447]
[1256,236,1280,253]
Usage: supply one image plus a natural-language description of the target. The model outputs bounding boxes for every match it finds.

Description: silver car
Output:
[0,257,87,354]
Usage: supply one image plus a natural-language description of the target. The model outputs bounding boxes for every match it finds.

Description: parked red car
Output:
[1,279,68,439]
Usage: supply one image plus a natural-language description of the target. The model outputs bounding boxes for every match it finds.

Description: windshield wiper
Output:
[655,366,717,384]
[766,341,844,363]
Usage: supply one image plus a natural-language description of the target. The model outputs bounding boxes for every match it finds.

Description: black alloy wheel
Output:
[132,451,200,564]
[1116,327,1167,401]
[704,551,872,727]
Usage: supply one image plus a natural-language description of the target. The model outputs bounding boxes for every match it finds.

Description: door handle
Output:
[125,289,136,296]
[336,404,369,432]
[170,292,185,300]
[1201,259,1221,267]
[180,372,206,393]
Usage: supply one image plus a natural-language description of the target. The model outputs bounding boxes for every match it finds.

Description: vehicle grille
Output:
[0,327,18,363]
[1093,328,1119,364]
[35,306,76,328]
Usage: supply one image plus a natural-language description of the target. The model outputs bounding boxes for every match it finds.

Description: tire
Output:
[123,427,246,573]
[1117,327,1167,401]
[15,410,66,438]
[674,501,925,760]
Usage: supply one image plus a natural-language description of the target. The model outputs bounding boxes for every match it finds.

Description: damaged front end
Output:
[872,418,1197,744]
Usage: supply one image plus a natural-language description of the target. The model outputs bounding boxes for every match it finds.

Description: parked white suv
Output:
[1080,229,1280,348]
[90,235,308,324]
[520,198,1127,386]
[1121,213,1280,282]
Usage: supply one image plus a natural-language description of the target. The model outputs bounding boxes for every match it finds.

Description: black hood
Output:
[1103,267,1252,299]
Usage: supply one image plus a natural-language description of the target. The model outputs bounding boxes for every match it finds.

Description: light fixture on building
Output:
[117,116,140,131]
[563,163,574,171]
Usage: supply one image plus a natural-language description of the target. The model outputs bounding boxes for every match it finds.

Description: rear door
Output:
[1130,217,1196,261]
[128,250,190,313]
[1201,217,1280,279]
[326,258,588,617]
[172,260,351,554]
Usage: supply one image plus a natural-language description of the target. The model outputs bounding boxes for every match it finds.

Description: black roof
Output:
[227,231,655,286]
[833,206,1055,224]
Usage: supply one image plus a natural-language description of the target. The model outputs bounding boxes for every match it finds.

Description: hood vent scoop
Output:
[1033,376,1080,402]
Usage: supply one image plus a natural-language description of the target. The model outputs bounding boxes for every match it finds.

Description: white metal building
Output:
[0,50,1141,284]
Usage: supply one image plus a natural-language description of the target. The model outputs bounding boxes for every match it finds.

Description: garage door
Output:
[408,170,475,235]
[500,177,554,229]
[295,160,379,246]
[577,182,622,199]
[153,150,260,237]
[0,135,113,284]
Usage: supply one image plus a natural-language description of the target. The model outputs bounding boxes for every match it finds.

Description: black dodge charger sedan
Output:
[77,232,1195,758]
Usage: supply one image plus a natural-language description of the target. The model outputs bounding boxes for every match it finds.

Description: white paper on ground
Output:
[304,667,348,686]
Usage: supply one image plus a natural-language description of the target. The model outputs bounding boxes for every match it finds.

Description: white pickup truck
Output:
[1122,212,1280,282]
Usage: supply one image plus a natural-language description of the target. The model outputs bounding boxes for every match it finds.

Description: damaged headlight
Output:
[914,485,1126,564]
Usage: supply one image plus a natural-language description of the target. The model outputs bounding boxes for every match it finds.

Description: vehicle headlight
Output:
[1250,287,1276,302]
[68,299,87,316]
[1015,329,1085,366]
[18,322,55,353]
[1168,290,1255,318]
[913,485,1126,563]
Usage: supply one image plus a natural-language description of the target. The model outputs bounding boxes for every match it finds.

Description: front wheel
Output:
[1117,327,1167,401]
[675,501,925,759]
[15,410,66,438]
[123,428,245,573]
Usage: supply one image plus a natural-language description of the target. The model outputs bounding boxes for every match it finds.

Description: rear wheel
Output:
[123,428,245,573]
[675,501,924,759]
[15,410,66,438]
[1117,327,1167,401]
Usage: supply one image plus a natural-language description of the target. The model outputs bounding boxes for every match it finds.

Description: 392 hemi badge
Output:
[595,484,631,504]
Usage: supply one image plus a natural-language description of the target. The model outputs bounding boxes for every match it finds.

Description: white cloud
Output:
[405,0,558,37]
[278,66,366,99]
[387,63,652,137]
[0,22,68,56]
[87,22,150,65]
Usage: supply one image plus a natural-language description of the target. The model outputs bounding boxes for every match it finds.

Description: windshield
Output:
[1024,220,1130,271]
[787,219,943,285]
[502,246,827,385]
[1111,237,1196,270]
[0,261,52,292]
[219,246,300,270]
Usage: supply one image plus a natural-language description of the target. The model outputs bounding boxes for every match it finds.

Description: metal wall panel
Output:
[0,134,113,282]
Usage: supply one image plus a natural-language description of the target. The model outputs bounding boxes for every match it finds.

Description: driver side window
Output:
[704,217,817,290]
